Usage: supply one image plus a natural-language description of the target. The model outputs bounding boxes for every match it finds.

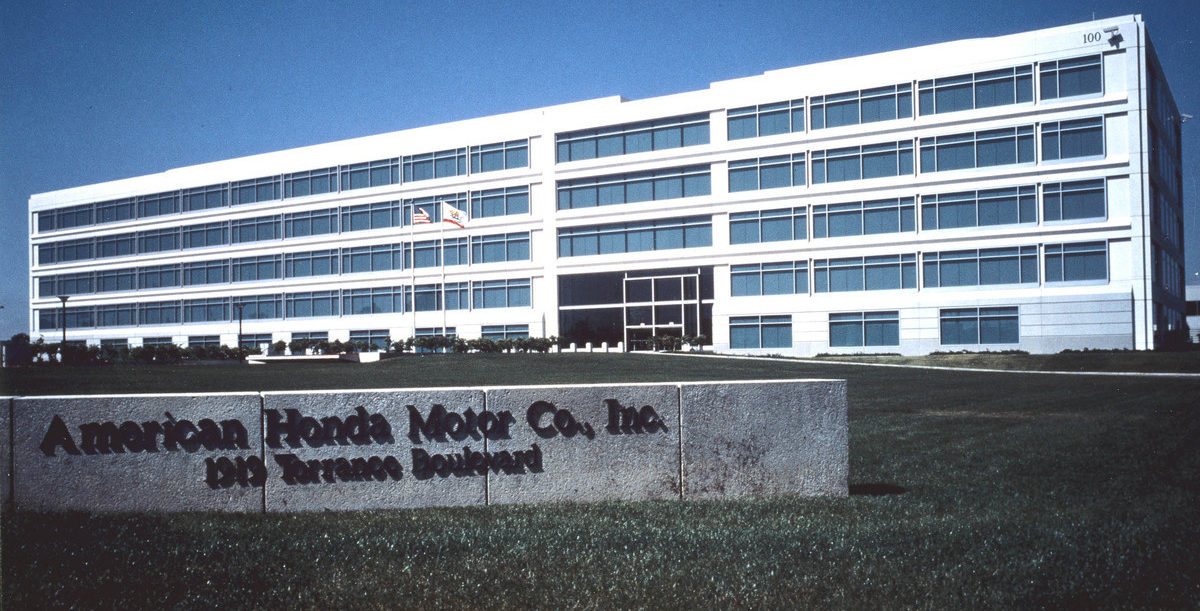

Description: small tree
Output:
[6,333,33,367]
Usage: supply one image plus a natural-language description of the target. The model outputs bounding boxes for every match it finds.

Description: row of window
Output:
[557,216,712,257]
[729,306,1020,349]
[730,241,1108,296]
[37,232,532,297]
[728,54,1099,142]
[556,113,709,162]
[556,165,710,210]
[38,113,1109,264]
[731,179,1104,246]
[35,140,530,233]
[36,278,533,330]
[93,325,533,352]
[725,118,1100,195]
[36,188,529,265]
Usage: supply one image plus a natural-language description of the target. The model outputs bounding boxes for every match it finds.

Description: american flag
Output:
[413,207,431,224]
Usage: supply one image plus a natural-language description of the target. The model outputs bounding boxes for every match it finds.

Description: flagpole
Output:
[440,201,447,335]
[410,203,416,341]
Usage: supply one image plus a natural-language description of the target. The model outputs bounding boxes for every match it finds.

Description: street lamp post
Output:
[234,302,244,346]
[57,295,69,346]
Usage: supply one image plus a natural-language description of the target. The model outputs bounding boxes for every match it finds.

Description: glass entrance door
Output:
[623,272,701,351]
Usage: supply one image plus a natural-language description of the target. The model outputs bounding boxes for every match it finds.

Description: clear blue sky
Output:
[2,0,1197,339]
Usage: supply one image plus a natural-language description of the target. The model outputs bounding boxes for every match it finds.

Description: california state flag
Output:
[442,201,467,228]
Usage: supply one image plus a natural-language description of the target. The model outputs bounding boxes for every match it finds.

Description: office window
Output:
[473,278,531,309]
[342,244,403,274]
[921,186,1036,230]
[811,84,912,129]
[1041,117,1104,161]
[440,282,468,311]
[182,222,229,250]
[139,301,181,325]
[183,298,230,323]
[182,260,228,286]
[136,192,179,218]
[413,283,443,312]
[920,126,1035,172]
[728,154,805,192]
[238,333,273,348]
[291,331,328,342]
[557,165,711,210]
[918,65,1033,115]
[812,141,913,184]
[730,261,808,296]
[45,204,94,231]
[284,167,338,198]
[285,290,340,318]
[39,307,95,330]
[814,255,916,292]
[236,295,282,320]
[341,200,400,232]
[231,216,281,244]
[730,315,792,349]
[96,269,136,293]
[349,329,391,351]
[471,186,529,218]
[188,335,221,348]
[471,232,530,264]
[136,228,180,254]
[558,216,712,257]
[53,238,97,263]
[829,311,900,347]
[231,176,281,205]
[232,255,281,283]
[142,337,174,346]
[284,208,339,238]
[183,185,227,212]
[813,197,915,238]
[729,208,807,244]
[727,100,804,140]
[1041,178,1104,222]
[557,113,709,162]
[42,272,93,297]
[1040,55,1102,99]
[97,198,137,224]
[442,237,469,266]
[97,302,138,326]
[285,292,340,319]
[1045,242,1107,282]
[470,140,529,172]
[405,240,441,269]
[284,249,338,278]
[940,307,1019,344]
[140,264,183,289]
[923,246,1038,287]
[342,286,404,316]
[481,325,529,340]
[95,234,135,259]
[403,149,465,182]
[341,158,400,191]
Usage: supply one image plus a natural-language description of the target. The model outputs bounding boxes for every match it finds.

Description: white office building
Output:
[28,15,1187,355]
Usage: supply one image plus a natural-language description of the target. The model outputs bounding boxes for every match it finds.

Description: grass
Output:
[811,349,1200,373]
[4,353,1200,607]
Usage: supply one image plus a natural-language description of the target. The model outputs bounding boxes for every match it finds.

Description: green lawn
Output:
[4,353,1199,607]
[813,349,1200,373]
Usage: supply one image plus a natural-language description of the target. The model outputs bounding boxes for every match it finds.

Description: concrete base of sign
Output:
[6,380,846,512]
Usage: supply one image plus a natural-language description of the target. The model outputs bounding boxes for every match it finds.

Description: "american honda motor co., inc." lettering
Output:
[36,398,668,490]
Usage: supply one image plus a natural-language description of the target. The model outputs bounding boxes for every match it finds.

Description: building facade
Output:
[28,15,1187,355]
